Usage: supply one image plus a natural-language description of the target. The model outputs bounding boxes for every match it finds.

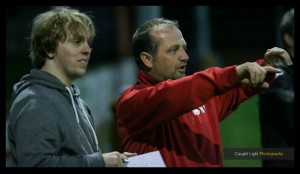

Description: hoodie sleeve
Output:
[9,94,105,167]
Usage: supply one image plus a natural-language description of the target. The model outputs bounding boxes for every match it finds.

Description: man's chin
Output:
[175,73,186,79]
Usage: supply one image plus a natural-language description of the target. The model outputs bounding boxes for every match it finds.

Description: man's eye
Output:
[73,40,81,44]
[171,48,178,53]
[87,41,93,46]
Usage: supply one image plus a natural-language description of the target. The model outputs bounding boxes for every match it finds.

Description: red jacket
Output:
[116,60,273,167]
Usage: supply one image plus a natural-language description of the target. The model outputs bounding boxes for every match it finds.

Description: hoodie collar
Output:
[13,69,80,99]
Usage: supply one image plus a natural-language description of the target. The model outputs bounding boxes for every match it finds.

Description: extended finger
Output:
[263,66,282,74]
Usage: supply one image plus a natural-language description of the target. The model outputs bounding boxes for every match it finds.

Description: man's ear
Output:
[140,52,153,69]
[46,52,54,60]
[284,33,294,48]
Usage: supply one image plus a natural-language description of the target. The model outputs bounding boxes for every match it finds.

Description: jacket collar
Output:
[137,69,161,85]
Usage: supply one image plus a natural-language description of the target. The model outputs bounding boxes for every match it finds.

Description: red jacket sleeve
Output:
[117,59,275,136]
[213,59,276,121]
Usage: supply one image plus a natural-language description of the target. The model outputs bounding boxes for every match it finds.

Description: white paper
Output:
[124,151,166,167]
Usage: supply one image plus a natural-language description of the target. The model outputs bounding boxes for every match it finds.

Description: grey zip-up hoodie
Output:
[8,69,105,167]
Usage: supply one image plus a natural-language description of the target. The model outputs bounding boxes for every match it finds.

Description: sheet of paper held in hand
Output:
[124,151,166,167]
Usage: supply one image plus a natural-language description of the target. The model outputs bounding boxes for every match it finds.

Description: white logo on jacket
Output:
[192,105,206,116]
